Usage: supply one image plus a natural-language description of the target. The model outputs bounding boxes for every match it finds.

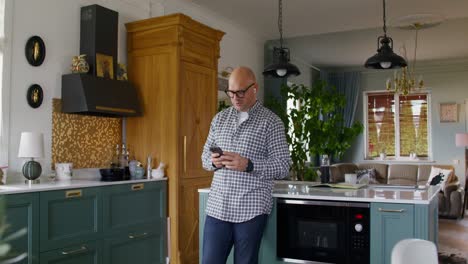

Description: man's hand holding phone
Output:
[210,146,224,169]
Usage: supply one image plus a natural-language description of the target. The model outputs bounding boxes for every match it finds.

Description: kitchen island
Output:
[199,181,439,264]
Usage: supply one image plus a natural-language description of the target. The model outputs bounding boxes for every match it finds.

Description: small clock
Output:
[440,103,457,123]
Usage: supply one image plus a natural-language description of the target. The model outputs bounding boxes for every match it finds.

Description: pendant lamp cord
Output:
[382,0,387,36]
[278,0,283,48]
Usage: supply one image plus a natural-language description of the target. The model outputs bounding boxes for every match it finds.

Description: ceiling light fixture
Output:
[364,0,407,69]
[386,15,443,95]
[263,0,300,78]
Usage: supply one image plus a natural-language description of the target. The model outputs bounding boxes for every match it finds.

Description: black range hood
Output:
[61,4,141,117]
[62,74,141,117]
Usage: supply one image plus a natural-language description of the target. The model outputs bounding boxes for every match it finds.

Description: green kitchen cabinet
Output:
[4,193,39,264]
[39,241,101,264]
[103,229,165,264]
[39,187,102,251]
[102,182,166,235]
[370,203,415,264]
[2,180,166,264]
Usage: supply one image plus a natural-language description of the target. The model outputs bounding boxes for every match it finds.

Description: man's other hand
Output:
[221,152,249,172]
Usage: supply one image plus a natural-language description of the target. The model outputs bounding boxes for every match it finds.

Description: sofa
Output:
[330,163,465,218]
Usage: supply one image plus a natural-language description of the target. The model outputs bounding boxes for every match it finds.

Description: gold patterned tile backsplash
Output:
[52,99,122,169]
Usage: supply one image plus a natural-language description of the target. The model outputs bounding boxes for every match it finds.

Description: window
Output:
[364,91,431,160]
[0,0,7,166]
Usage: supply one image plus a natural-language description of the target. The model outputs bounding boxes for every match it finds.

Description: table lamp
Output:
[18,132,44,184]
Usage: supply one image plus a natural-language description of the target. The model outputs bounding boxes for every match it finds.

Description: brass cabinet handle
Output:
[184,136,187,174]
[65,190,82,198]
[131,183,144,191]
[129,232,148,239]
[378,208,405,213]
[62,245,88,255]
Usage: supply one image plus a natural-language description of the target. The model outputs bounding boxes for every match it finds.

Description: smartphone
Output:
[209,146,223,156]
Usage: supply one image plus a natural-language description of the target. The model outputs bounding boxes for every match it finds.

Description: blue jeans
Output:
[202,214,268,264]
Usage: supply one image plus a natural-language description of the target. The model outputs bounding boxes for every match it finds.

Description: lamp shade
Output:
[263,47,301,78]
[18,132,44,158]
[365,36,408,69]
[455,133,468,147]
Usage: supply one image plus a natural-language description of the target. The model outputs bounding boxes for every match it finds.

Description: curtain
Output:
[320,71,361,128]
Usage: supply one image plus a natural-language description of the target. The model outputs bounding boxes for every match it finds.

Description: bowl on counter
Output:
[99,168,127,181]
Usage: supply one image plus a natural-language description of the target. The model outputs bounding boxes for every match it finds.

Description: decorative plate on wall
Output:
[25,36,46,66]
[27,84,43,108]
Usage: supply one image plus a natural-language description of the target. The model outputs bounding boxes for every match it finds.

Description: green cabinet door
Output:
[371,203,414,264]
[4,193,39,264]
[39,241,101,264]
[102,181,166,235]
[259,198,282,264]
[40,188,102,251]
[103,229,165,264]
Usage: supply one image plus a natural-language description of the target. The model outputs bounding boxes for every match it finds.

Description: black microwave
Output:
[277,199,370,264]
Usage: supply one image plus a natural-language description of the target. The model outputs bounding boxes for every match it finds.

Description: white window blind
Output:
[364,91,432,160]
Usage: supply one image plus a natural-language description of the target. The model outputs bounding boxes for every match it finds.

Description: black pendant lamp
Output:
[263,0,300,78]
[365,0,407,69]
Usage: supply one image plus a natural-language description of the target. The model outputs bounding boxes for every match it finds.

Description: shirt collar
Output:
[233,100,260,115]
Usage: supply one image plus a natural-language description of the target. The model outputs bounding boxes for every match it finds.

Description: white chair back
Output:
[391,239,438,264]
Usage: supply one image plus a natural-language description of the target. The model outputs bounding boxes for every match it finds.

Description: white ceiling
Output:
[190,0,468,67]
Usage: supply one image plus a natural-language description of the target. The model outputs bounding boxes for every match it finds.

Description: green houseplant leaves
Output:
[268,80,363,181]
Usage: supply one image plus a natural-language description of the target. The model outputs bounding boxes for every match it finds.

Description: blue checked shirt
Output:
[201,101,291,223]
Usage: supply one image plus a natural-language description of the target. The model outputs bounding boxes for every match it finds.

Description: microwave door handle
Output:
[277,199,369,208]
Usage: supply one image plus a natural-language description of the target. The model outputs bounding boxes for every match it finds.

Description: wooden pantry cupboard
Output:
[125,13,224,264]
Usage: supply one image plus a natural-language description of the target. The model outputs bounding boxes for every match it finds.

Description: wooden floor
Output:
[438,210,468,262]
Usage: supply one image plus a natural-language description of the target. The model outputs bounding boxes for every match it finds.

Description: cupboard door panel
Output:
[126,47,178,167]
[39,188,101,251]
[103,181,166,235]
[180,178,212,264]
[180,62,217,180]
[5,193,39,264]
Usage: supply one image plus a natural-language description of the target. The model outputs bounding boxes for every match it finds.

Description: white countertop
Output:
[0,178,167,195]
[199,181,440,204]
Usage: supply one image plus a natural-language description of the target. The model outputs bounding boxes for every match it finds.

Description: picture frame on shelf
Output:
[439,102,458,123]
[96,53,114,79]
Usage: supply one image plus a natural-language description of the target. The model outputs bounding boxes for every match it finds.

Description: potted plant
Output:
[267,81,363,181]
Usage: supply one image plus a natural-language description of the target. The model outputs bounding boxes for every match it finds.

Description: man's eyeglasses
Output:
[225,83,255,98]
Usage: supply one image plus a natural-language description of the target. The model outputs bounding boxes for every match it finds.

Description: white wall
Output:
[5,0,264,181]
[343,59,468,185]
[159,0,265,100]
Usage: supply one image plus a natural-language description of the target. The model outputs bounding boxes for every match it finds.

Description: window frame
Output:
[0,0,13,166]
[363,90,433,161]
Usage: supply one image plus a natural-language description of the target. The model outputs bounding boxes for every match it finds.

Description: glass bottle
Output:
[111,144,120,168]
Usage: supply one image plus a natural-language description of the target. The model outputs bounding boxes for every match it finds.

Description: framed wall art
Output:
[25,36,46,66]
[27,84,43,108]
[96,53,114,79]
[439,102,458,123]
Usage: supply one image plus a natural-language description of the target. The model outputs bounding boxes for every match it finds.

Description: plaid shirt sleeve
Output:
[251,116,291,180]
[201,113,219,171]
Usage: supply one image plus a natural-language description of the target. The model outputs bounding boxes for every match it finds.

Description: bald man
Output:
[201,66,291,264]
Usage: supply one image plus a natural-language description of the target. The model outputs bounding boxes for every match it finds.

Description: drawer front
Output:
[40,188,102,251]
[4,193,39,264]
[103,227,165,264]
[103,181,166,234]
[39,241,101,264]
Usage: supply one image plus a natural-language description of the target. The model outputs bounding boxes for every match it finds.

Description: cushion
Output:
[355,168,378,184]
[426,166,453,191]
